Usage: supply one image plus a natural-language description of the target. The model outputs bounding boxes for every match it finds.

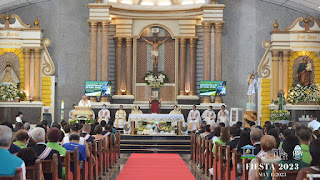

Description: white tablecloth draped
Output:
[128,114,185,127]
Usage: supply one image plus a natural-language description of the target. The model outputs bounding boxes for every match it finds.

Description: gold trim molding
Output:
[41,38,55,76]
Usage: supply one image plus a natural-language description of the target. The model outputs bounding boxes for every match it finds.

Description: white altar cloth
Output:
[128,114,185,127]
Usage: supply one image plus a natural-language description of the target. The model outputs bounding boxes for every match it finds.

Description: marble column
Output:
[116,37,123,95]
[100,21,109,81]
[202,22,212,103]
[272,51,280,100]
[89,21,98,81]
[125,37,133,95]
[282,51,290,98]
[179,38,186,95]
[23,48,31,100]
[33,48,41,101]
[214,23,223,81]
[189,38,196,95]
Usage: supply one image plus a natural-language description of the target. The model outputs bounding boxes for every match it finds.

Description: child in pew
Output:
[62,134,88,173]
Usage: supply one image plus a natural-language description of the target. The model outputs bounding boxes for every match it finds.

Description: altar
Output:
[128,114,185,127]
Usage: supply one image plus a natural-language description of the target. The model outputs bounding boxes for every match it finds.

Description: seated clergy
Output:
[201,106,216,125]
[78,95,91,107]
[115,105,126,129]
[30,127,62,180]
[187,105,201,131]
[169,105,181,115]
[98,104,110,123]
[217,105,229,127]
[0,125,26,180]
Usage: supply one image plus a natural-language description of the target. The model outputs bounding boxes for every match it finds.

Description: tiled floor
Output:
[102,153,209,180]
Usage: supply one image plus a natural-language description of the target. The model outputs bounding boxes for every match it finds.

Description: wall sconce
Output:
[121,89,126,95]
[185,90,190,95]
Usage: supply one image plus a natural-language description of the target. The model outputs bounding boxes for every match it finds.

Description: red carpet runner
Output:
[117,153,196,180]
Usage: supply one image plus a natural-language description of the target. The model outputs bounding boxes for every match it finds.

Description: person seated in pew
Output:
[212,127,231,154]
[196,121,207,135]
[17,147,37,166]
[93,125,105,141]
[0,125,26,180]
[0,122,22,154]
[206,123,217,140]
[250,128,263,155]
[81,124,95,144]
[13,130,29,149]
[51,122,65,143]
[102,124,112,136]
[47,127,66,156]
[297,139,320,179]
[226,125,241,150]
[212,126,221,142]
[100,121,107,131]
[296,125,312,165]
[236,128,252,153]
[264,136,308,180]
[62,134,88,173]
[199,125,211,139]
[30,127,63,180]
[62,123,85,145]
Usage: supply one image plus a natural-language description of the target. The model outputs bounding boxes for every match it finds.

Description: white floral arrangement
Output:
[0,83,21,101]
[287,84,320,103]
[144,71,168,88]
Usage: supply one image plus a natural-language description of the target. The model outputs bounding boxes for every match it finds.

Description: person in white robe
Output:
[202,106,216,125]
[170,105,182,115]
[187,105,201,131]
[131,106,143,114]
[115,105,126,129]
[68,104,76,122]
[217,105,229,127]
[98,104,110,123]
[78,95,91,107]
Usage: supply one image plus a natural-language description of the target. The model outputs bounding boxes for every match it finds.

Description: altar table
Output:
[128,114,185,127]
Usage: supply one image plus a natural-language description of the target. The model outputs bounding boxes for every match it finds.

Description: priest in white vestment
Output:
[131,106,143,114]
[169,105,181,115]
[217,105,229,127]
[69,104,76,122]
[187,105,201,131]
[98,104,110,123]
[115,105,126,129]
[78,95,91,107]
[202,106,216,125]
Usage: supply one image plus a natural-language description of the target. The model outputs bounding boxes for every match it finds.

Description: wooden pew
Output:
[92,141,99,180]
[229,150,242,180]
[208,140,213,178]
[87,143,94,180]
[116,132,120,159]
[241,158,251,180]
[110,134,115,167]
[41,153,59,180]
[26,159,42,180]
[204,138,210,176]
[96,139,103,177]
[217,145,226,180]
[101,138,107,175]
[69,147,81,180]
[190,133,194,161]
[195,134,200,166]
[0,168,23,180]
[200,137,205,170]
[105,136,110,170]
[61,151,73,180]
[272,163,299,180]
[192,133,196,162]
[212,142,219,180]
[224,146,231,180]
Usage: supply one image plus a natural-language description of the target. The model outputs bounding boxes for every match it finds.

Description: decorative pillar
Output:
[125,37,133,95]
[282,51,290,98]
[214,23,223,81]
[33,48,41,101]
[116,37,123,95]
[89,21,98,81]
[179,38,186,95]
[272,51,280,100]
[23,48,31,100]
[189,38,196,95]
[202,22,212,103]
[100,21,109,81]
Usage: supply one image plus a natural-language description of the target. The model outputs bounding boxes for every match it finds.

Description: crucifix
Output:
[140,28,170,75]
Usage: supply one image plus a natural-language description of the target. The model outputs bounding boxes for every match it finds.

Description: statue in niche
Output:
[0,64,20,84]
[296,56,313,86]
[142,37,168,70]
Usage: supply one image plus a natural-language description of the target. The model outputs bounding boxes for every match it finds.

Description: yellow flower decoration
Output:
[306,89,311,95]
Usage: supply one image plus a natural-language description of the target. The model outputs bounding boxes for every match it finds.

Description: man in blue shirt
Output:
[62,134,88,173]
[0,125,26,180]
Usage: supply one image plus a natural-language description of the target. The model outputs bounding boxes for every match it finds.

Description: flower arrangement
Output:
[144,71,168,88]
[69,117,96,124]
[269,110,291,122]
[287,84,320,104]
[0,83,25,101]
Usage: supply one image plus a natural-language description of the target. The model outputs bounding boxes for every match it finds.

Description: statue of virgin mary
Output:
[0,65,20,84]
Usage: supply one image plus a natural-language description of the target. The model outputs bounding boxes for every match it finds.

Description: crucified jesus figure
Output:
[142,37,168,69]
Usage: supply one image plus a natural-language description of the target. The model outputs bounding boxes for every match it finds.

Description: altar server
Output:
[131,106,143,114]
[202,106,216,125]
[217,105,229,127]
[187,105,201,131]
[170,105,181,115]
[78,95,91,107]
[115,105,126,129]
[98,104,110,123]
[69,104,76,121]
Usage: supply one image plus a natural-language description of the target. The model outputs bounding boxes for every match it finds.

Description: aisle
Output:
[116,153,196,180]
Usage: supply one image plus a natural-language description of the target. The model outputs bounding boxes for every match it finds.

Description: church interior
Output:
[0,0,320,179]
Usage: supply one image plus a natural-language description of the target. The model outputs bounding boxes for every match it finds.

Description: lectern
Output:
[73,106,93,120]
